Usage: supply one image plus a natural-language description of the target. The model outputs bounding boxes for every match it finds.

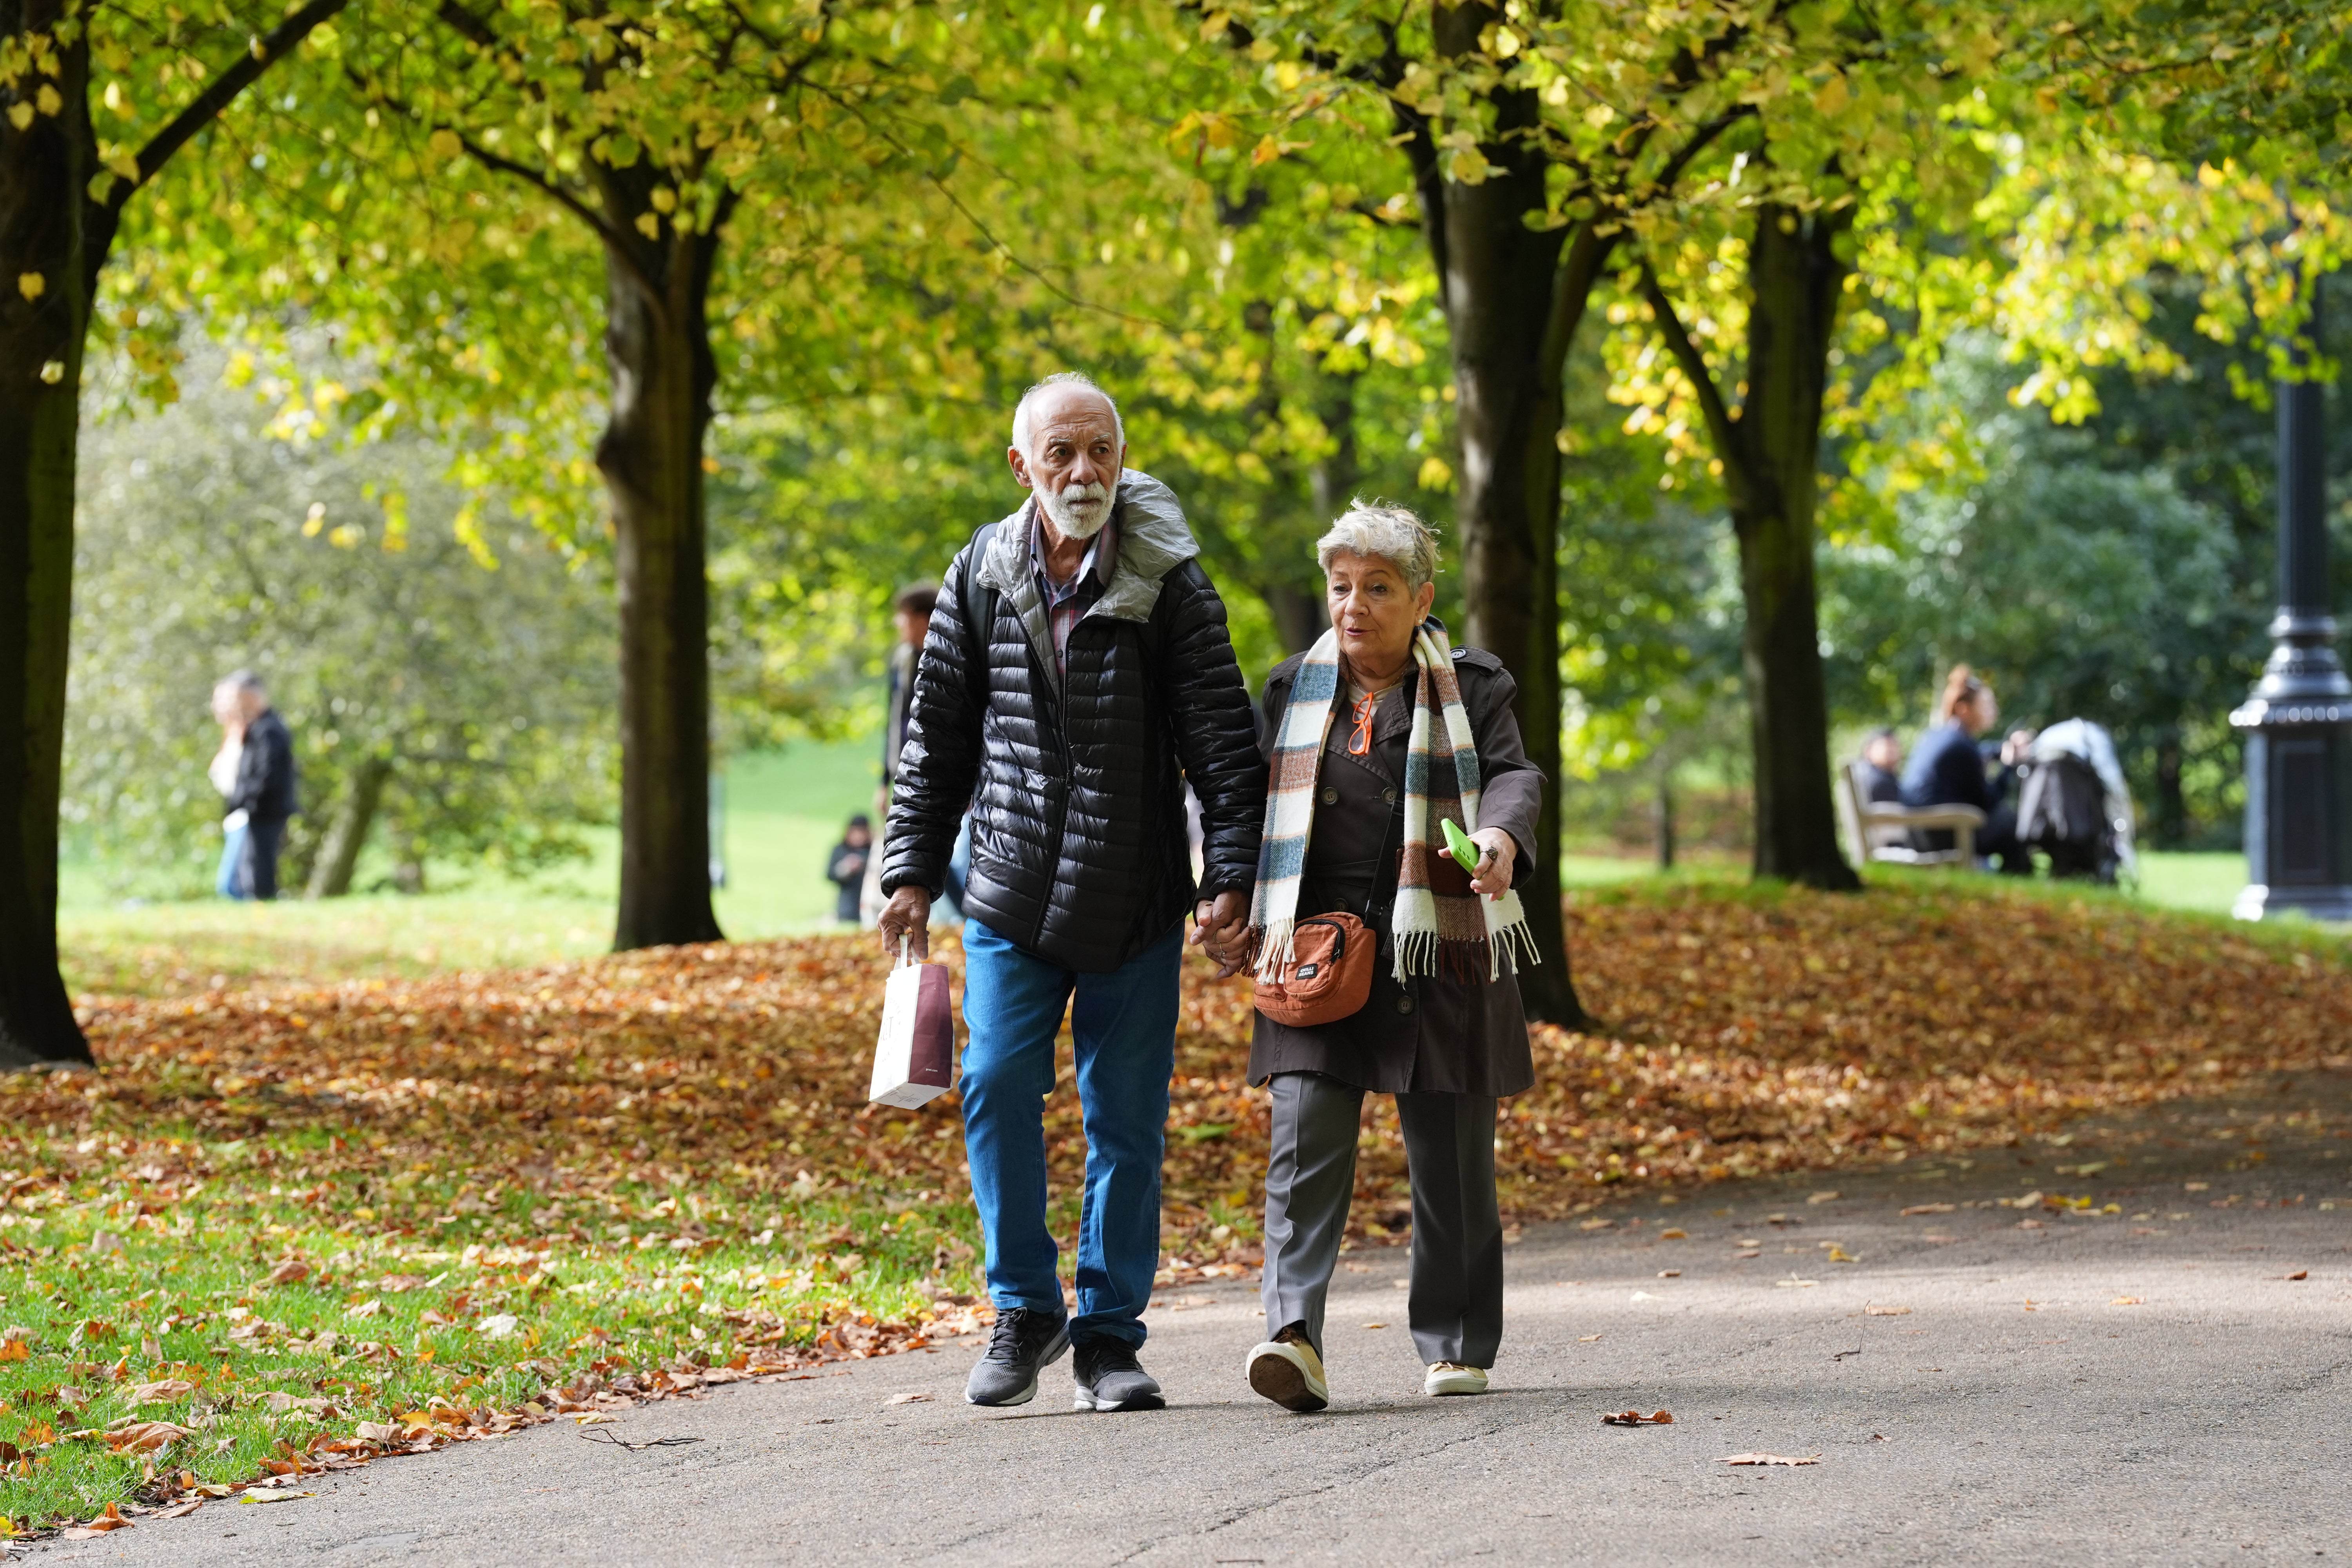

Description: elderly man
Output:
[880,372,1264,1412]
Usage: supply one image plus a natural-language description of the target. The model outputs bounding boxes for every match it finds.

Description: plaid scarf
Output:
[1250,624,1538,985]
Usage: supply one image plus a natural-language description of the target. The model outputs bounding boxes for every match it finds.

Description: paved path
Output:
[42,1074,2352,1566]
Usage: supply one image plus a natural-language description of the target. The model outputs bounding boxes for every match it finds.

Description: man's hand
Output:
[2000,728,2038,767]
[878,886,933,960]
[1190,889,1252,978]
[1447,827,1517,901]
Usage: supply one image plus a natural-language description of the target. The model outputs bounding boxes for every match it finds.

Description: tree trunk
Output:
[1,0,341,1066]
[0,0,95,1067]
[1726,205,1860,890]
[305,755,391,899]
[1406,5,1595,1026]
[1655,771,1678,870]
[596,189,726,951]
[2153,731,2187,847]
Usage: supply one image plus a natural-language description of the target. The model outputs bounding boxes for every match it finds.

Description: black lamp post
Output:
[2232,271,2352,921]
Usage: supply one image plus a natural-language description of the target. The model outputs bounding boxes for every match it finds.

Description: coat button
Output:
[1396,994,1416,1015]
[1320,787,1339,806]
[1382,788,1397,805]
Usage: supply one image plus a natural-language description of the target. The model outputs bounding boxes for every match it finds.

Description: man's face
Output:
[237,687,269,723]
[1865,733,1902,772]
[897,609,929,648]
[1008,387,1124,541]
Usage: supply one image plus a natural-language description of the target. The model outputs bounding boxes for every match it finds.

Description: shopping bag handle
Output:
[894,933,911,971]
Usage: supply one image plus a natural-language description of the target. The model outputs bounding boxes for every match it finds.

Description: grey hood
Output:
[973,470,1200,688]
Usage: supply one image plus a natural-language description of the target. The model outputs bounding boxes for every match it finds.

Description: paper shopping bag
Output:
[868,937,955,1109]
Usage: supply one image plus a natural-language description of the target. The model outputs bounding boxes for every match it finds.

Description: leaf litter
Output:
[1,882,2344,1532]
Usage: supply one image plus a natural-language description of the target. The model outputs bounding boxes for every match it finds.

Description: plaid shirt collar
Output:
[1029,501,1118,678]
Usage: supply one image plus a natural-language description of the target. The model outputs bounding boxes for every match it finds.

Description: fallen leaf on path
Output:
[1775,1278,1818,1289]
[1657,1270,1681,1278]
[573,1413,616,1425]
[2006,1191,2045,1210]
[1808,1192,1840,1205]
[1578,1335,1602,1342]
[1826,1245,1859,1263]
[1579,1219,1615,1232]
[2110,1296,2144,1306]
[1865,1305,1912,1317]
[1717,1453,1819,1466]
[1900,1203,1956,1216]
[64,1503,132,1536]
[579,1430,703,1452]
[1659,1229,1687,1240]
[153,1501,203,1519]
[237,1488,315,1504]
[1601,1410,1673,1426]
[2285,1271,2309,1281]
[1629,1292,1658,1301]
[886,1392,931,1405]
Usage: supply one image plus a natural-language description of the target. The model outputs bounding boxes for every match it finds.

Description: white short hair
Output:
[1011,371,1125,457]
[1316,501,1439,593]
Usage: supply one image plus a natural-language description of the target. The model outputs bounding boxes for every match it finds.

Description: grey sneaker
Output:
[1071,1339,1165,1412]
[964,1307,1071,1407]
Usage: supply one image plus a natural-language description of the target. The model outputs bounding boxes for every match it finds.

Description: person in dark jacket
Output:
[1854,727,1905,804]
[826,816,873,923]
[1901,664,2035,872]
[1220,503,1544,1413]
[878,372,1265,1414]
[219,671,297,900]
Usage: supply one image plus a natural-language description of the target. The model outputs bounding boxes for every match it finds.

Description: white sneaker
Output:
[1424,1361,1490,1396]
[1247,1332,1330,1412]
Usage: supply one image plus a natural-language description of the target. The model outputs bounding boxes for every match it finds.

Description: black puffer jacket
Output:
[882,472,1265,973]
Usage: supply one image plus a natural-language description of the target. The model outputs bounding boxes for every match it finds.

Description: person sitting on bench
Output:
[1901,665,2034,874]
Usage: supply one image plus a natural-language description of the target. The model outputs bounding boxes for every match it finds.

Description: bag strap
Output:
[1360,792,1405,933]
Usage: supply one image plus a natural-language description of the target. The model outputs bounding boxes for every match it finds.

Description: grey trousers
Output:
[1259,1071,1504,1368]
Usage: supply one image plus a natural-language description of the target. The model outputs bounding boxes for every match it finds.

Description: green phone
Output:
[1441,817,1482,868]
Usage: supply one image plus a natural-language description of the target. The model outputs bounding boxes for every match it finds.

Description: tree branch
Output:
[111,0,355,219]
[456,132,671,315]
[1636,260,1749,506]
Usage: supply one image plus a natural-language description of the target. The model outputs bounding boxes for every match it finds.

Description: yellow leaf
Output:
[16,273,44,302]
[36,85,62,116]
[428,129,462,160]
[0,1339,28,1361]
[7,104,32,131]
[649,187,677,213]
[302,501,327,538]
[1814,74,1849,116]
[1417,456,1454,491]
[1251,134,1281,168]
[635,212,661,239]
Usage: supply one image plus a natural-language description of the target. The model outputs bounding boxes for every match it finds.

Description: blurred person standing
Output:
[827,815,874,924]
[207,682,249,898]
[219,671,298,900]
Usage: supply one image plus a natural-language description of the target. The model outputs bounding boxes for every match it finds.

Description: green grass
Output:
[0,1170,978,1531]
[58,738,886,998]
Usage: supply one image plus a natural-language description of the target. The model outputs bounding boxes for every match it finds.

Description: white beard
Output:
[1038,479,1112,539]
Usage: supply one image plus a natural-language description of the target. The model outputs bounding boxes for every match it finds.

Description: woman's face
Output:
[1325,551,1435,675]
[1965,686,1999,735]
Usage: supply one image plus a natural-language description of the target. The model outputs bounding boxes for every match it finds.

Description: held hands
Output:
[1999,728,2038,767]
[1191,889,1252,979]
[1441,827,1518,901]
[878,886,933,960]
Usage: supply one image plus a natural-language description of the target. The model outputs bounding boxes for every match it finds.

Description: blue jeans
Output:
[216,823,250,899]
[958,917,1182,1348]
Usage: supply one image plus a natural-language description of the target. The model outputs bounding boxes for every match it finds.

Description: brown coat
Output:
[1246,638,1543,1097]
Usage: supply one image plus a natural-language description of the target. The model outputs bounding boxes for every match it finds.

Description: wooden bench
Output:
[1836,762,1986,870]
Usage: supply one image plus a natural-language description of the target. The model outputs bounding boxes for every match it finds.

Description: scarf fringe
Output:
[1247,918,1299,980]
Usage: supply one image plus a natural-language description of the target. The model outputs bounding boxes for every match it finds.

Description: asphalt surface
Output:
[38,1072,2352,1567]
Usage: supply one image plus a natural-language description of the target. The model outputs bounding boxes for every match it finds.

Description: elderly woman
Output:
[1216,502,1543,1412]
